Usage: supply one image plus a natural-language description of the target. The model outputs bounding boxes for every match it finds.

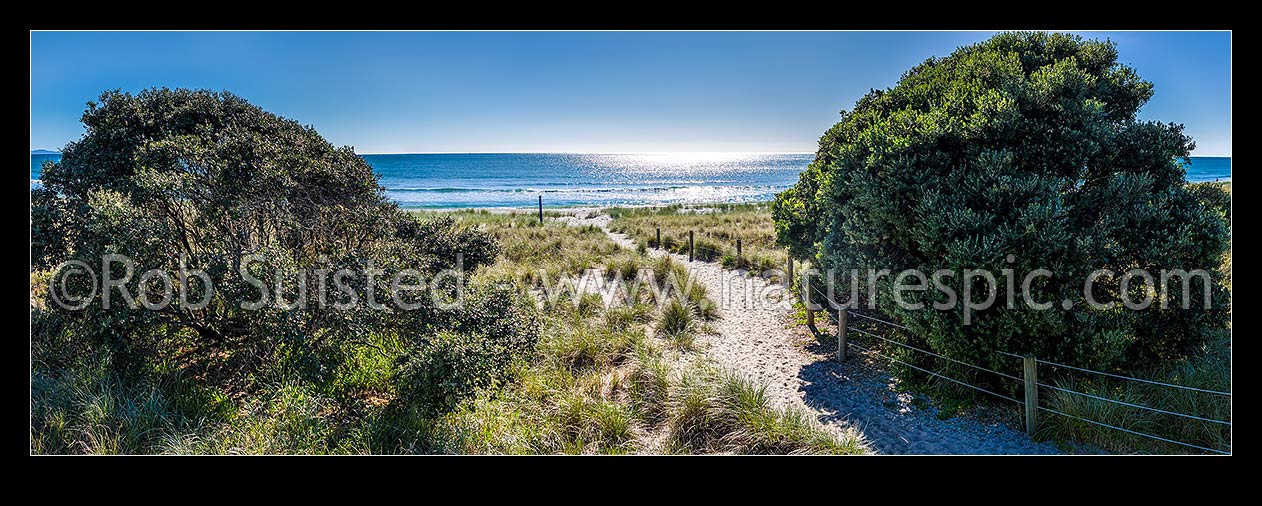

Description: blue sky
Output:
[30,31,1232,155]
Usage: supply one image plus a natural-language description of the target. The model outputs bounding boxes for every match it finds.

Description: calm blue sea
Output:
[29,153,1232,209]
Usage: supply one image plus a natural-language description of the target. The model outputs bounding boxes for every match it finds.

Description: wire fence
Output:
[845,340,1022,404]
[1036,406,1230,455]
[647,231,1232,455]
[799,274,1231,455]
[1034,358,1232,396]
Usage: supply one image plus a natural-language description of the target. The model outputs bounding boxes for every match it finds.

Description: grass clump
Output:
[645,255,719,321]
[604,250,645,281]
[30,352,234,455]
[541,313,644,373]
[657,299,698,351]
[165,381,350,455]
[663,366,864,455]
[626,345,672,427]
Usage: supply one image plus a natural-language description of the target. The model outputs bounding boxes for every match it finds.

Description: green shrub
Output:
[32,88,525,395]
[393,331,516,418]
[384,277,543,419]
[772,32,1231,379]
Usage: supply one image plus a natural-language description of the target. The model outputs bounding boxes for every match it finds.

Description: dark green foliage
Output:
[392,281,541,417]
[772,32,1231,378]
[394,332,514,418]
[31,88,536,408]
[31,186,71,270]
[1187,182,1231,228]
[444,282,542,352]
[393,215,500,273]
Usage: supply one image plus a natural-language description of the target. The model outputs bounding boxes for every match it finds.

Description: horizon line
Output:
[31,149,1235,157]
[355,150,817,156]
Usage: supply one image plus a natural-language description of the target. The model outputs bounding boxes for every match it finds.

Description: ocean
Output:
[29,153,1232,209]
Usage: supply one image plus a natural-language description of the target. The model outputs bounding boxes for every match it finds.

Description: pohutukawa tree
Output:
[32,88,535,412]
[772,32,1230,375]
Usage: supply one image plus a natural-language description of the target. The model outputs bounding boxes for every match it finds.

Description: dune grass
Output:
[429,300,643,454]
[409,211,860,454]
[413,209,622,290]
[644,255,720,321]
[32,208,863,455]
[1041,328,1231,454]
[30,354,234,454]
[656,299,698,351]
[607,203,787,273]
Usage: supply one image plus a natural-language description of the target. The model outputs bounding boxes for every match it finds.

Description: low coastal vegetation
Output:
[32,208,861,454]
[29,90,860,454]
[29,31,1231,456]
[608,203,786,273]
[414,210,856,454]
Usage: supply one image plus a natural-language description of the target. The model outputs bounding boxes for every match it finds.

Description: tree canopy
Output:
[772,32,1230,373]
[32,88,533,411]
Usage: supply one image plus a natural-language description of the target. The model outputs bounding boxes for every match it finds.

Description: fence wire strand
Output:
[1036,382,1231,425]
[801,285,913,332]
[847,326,1024,382]
[847,311,912,331]
[1037,406,1230,455]
[806,285,842,310]
[846,340,1022,404]
[1036,359,1232,396]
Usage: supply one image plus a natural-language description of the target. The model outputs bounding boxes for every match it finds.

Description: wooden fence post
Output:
[736,239,742,260]
[1023,355,1039,436]
[656,228,661,249]
[837,308,847,361]
[537,196,543,224]
[688,230,694,262]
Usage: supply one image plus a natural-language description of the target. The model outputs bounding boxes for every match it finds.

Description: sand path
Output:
[559,210,1061,455]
